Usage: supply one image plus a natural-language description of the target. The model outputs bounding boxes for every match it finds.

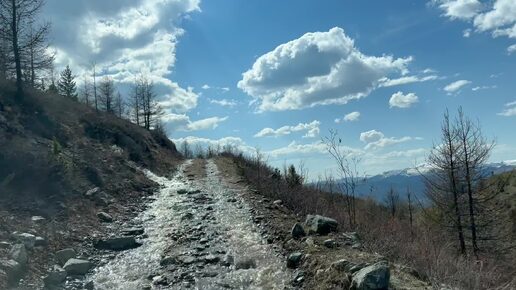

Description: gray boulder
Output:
[56,248,76,266]
[35,236,47,247]
[122,227,144,236]
[351,261,390,290]
[63,259,93,275]
[323,239,337,248]
[291,223,306,239]
[286,252,303,269]
[12,232,36,249]
[43,265,67,287]
[0,259,23,285]
[97,212,113,223]
[94,237,142,251]
[9,244,28,265]
[305,215,338,235]
[31,216,46,223]
[85,187,100,197]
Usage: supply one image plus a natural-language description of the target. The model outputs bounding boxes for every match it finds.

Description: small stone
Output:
[331,259,354,272]
[291,223,306,239]
[177,189,188,195]
[323,239,337,248]
[152,275,168,285]
[31,216,46,222]
[204,254,220,264]
[12,232,36,249]
[178,256,196,265]
[35,236,47,247]
[56,248,76,266]
[0,259,23,285]
[273,200,283,206]
[84,280,95,290]
[286,252,303,269]
[305,215,338,235]
[94,236,142,251]
[160,256,176,266]
[63,259,93,275]
[221,254,234,267]
[235,258,256,270]
[97,212,113,223]
[85,187,100,197]
[43,265,67,287]
[0,241,11,249]
[122,227,144,236]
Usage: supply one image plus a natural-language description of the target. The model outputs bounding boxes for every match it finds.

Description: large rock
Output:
[0,259,23,285]
[97,212,113,223]
[94,237,142,251]
[351,261,390,290]
[63,259,93,275]
[291,223,306,239]
[305,215,338,235]
[9,244,28,265]
[43,265,67,287]
[56,248,76,266]
[11,232,36,249]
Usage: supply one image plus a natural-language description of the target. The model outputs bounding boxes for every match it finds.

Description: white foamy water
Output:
[88,159,291,290]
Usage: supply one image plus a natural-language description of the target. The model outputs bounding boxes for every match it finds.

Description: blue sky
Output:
[44,0,516,178]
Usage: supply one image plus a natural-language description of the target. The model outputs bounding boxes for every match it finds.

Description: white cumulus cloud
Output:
[335,111,361,123]
[162,114,228,132]
[254,121,321,138]
[389,92,419,108]
[238,27,413,112]
[444,79,471,93]
[360,130,421,150]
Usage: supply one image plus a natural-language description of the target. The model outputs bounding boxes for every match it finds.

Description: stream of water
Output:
[88,159,291,290]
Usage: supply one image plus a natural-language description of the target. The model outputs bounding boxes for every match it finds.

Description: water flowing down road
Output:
[88,159,292,289]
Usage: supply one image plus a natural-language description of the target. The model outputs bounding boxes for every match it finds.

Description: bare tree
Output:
[0,0,48,95]
[79,76,92,106]
[113,91,125,118]
[425,110,467,255]
[323,129,361,229]
[98,76,115,113]
[407,186,414,240]
[129,78,142,125]
[91,62,98,111]
[385,186,399,218]
[23,21,54,87]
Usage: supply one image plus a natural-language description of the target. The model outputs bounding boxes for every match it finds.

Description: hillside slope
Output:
[0,81,182,287]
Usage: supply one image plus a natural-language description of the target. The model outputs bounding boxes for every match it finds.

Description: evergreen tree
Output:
[57,65,77,99]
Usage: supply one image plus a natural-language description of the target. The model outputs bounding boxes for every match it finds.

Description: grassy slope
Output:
[0,81,181,287]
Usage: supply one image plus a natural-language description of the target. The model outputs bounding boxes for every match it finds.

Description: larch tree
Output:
[0,0,49,95]
[425,110,466,255]
[80,76,92,106]
[98,76,115,113]
[57,65,77,99]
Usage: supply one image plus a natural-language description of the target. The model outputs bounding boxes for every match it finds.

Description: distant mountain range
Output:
[350,160,516,203]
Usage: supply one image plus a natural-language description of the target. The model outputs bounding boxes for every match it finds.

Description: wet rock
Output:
[43,265,67,287]
[178,255,196,265]
[177,189,188,195]
[204,254,220,264]
[94,237,142,251]
[160,256,176,266]
[221,254,234,267]
[152,275,168,285]
[287,252,303,269]
[305,215,338,235]
[0,241,11,249]
[97,211,113,223]
[351,261,390,290]
[63,258,93,275]
[122,227,144,236]
[0,259,23,285]
[323,239,337,248]
[291,223,306,239]
[11,232,36,249]
[9,244,28,265]
[31,216,46,223]
[235,258,256,270]
[35,236,47,247]
[56,248,76,266]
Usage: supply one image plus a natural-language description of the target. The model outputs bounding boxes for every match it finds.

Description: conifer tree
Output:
[57,65,77,99]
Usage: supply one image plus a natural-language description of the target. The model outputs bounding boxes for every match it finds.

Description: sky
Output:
[42,0,516,179]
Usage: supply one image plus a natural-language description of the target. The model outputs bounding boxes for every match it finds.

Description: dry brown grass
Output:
[221,151,516,290]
